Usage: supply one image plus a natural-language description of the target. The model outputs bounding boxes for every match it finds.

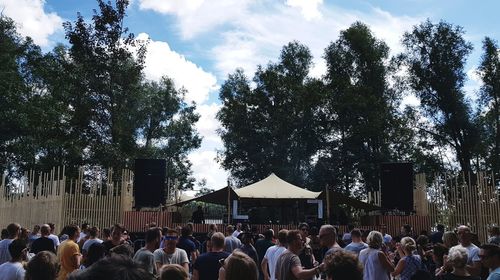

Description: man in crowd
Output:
[232,223,243,238]
[342,225,355,245]
[344,229,368,255]
[192,206,205,224]
[489,226,500,245]
[431,224,445,244]
[323,250,363,280]
[0,239,26,280]
[30,224,56,254]
[28,225,40,247]
[47,223,61,249]
[480,243,500,280]
[0,223,20,265]
[319,224,342,258]
[380,224,392,244]
[224,225,241,253]
[133,227,161,276]
[262,229,287,280]
[78,223,90,244]
[255,229,275,279]
[177,226,198,265]
[192,232,229,280]
[102,223,126,255]
[451,225,481,276]
[82,226,103,256]
[240,232,259,267]
[57,224,81,280]
[275,230,324,280]
[153,229,189,273]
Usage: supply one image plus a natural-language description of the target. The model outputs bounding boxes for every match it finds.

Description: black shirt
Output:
[193,251,230,280]
[30,237,56,254]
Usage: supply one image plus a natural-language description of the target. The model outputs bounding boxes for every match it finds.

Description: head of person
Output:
[367,231,383,249]
[103,228,111,239]
[160,264,188,280]
[298,222,309,238]
[25,251,58,280]
[211,232,225,251]
[277,229,288,246]
[286,229,304,252]
[457,225,472,245]
[68,255,153,280]
[490,226,500,237]
[437,224,445,232]
[443,231,459,248]
[209,223,218,232]
[1,229,8,239]
[66,225,81,242]
[447,246,468,269]
[241,232,253,245]
[145,227,161,249]
[319,225,337,248]
[85,243,106,267]
[416,235,429,249]
[401,224,412,235]
[110,244,134,258]
[32,224,41,234]
[263,229,274,241]
[236,223,242,230]
[89,227,99,238]
[432,243,449,266]
[400,237,417,254]
[163,229,179,252]
[81,223,90,233]
[20,227,29,240]
[180,226,191,238]
[351,229,362,242]
[40,224,51,237]
[9,239,27,261]
[186,223,194,233]
[324,250,363,280]
[380,224,387,234]
[6,223,21,239]
[48,223,55,233]
[309,226,318,237]
[226,225,235,236]
[223,249,258,280]
[111,224,125,242]
[480,243,500,269]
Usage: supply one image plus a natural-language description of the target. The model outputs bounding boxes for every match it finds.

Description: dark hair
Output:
[25,251,58,280]
[481,243,500,258]
[181,226,191,237]
[9,239,26,259]
[48,223,55,231]
[162,227,169,235]
[145,227,161,243]
[277,229,288,245]
[263,229,273,240]
[286,230,301,245]
[89,227,99,238]
[324,250,363,280]
[110,244,134,258]
[351,229,362,238]
[81,223,90,230]
[437,224,445,232]
[1,229,8,239]
[160,264,188,280]
[6,223,20,238]
[112,224,125,234]
[103,228,111,238]
[84,243,106,267]
[68,256,154,280]
[298,222,309,230]
[66,225,80,238]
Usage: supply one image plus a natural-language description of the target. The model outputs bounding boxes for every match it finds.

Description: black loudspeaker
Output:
[134,159,166,209]
[380,162,414,213]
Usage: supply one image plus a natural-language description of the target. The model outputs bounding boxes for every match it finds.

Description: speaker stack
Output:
[380,162,414,214]
[133,159,167,209]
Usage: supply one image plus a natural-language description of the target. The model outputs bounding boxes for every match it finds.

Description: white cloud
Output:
[286,0,323,20]
[136,33,218,104]
[188,150,228,189]
[0,0,63,47]
[138,0,203,15]
[196,103,223,145]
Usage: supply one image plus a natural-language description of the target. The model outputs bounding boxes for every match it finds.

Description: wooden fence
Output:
[0,167,133,233]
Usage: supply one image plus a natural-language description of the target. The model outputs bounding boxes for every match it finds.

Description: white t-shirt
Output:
[153,248,189,266]
[263,245,287,280]
[0,261,25,280]
[452,243,480,264]
[48,234,60,248]
[0,239,14,265]
[78,232,87,243]
[232,230,242,238]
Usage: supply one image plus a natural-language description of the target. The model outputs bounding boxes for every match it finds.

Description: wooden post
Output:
[325,185,330,224]
[227,180,231,225]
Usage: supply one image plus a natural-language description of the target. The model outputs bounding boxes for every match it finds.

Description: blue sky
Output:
[1,0,498,192]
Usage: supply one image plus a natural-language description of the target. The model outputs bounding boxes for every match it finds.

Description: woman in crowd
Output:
[443,246,480,280]
[359,231,394,280]
[391,237,424,280]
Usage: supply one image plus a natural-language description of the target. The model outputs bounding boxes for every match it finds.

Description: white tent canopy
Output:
[234,173,321,199]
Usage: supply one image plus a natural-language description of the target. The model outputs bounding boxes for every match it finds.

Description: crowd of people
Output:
[0,221,500,280]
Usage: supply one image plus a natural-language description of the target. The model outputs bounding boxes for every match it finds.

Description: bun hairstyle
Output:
[401,237,417,252]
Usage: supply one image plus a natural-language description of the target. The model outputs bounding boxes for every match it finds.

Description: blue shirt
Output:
[177,237,197,262]
[488,267,500,280]
[345,242,368,255]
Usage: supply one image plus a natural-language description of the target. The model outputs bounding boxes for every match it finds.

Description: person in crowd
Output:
[323,249,363,280]
[391,237,424,280]
[0,223,20,265]
[443,231,459,249]
[298,222,316,280]
[359,231,394,280]
[342,225,355,245]
[224,225,242,253]
[255,229,275,279]
[444,246,480,280]
[240,232,260,269]
[19,227,30,244]
[154,229,189,273]
[133,227,161,276]
[28,225,41,247]
[380,224,393,244]
[160,264,189,280]
[1,229,8,240]
[31,224,56,254]
[345,229,368,255]
[57,224,81,280]
[102,228,111,241]
[47,223,61,249]
[0,239,27,280]
[275,229,325,280]
[82,226,103,256]
[192,206,205,224]
[449,226,481,277]
[78,223,90,244]
[110,243,135,258]
[67,255,154,280]
[193,232,230,280]
[433,243,450,277]
[177,226,198,264]
[233,223,243,238]
[489,227,500,245]
[219,249,259,280]
[401,224,414,238]
[81,243,105,269]
[262,229,287,280]
[308,226,322,263]
[432,224,446,244]
[479,243,500,280]
[319,224,342,259]
[25,251,58,280]
[103,223,126,255]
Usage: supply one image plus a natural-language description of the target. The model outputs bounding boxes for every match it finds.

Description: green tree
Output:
[401,20,477,173]
[217,42,324,187]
